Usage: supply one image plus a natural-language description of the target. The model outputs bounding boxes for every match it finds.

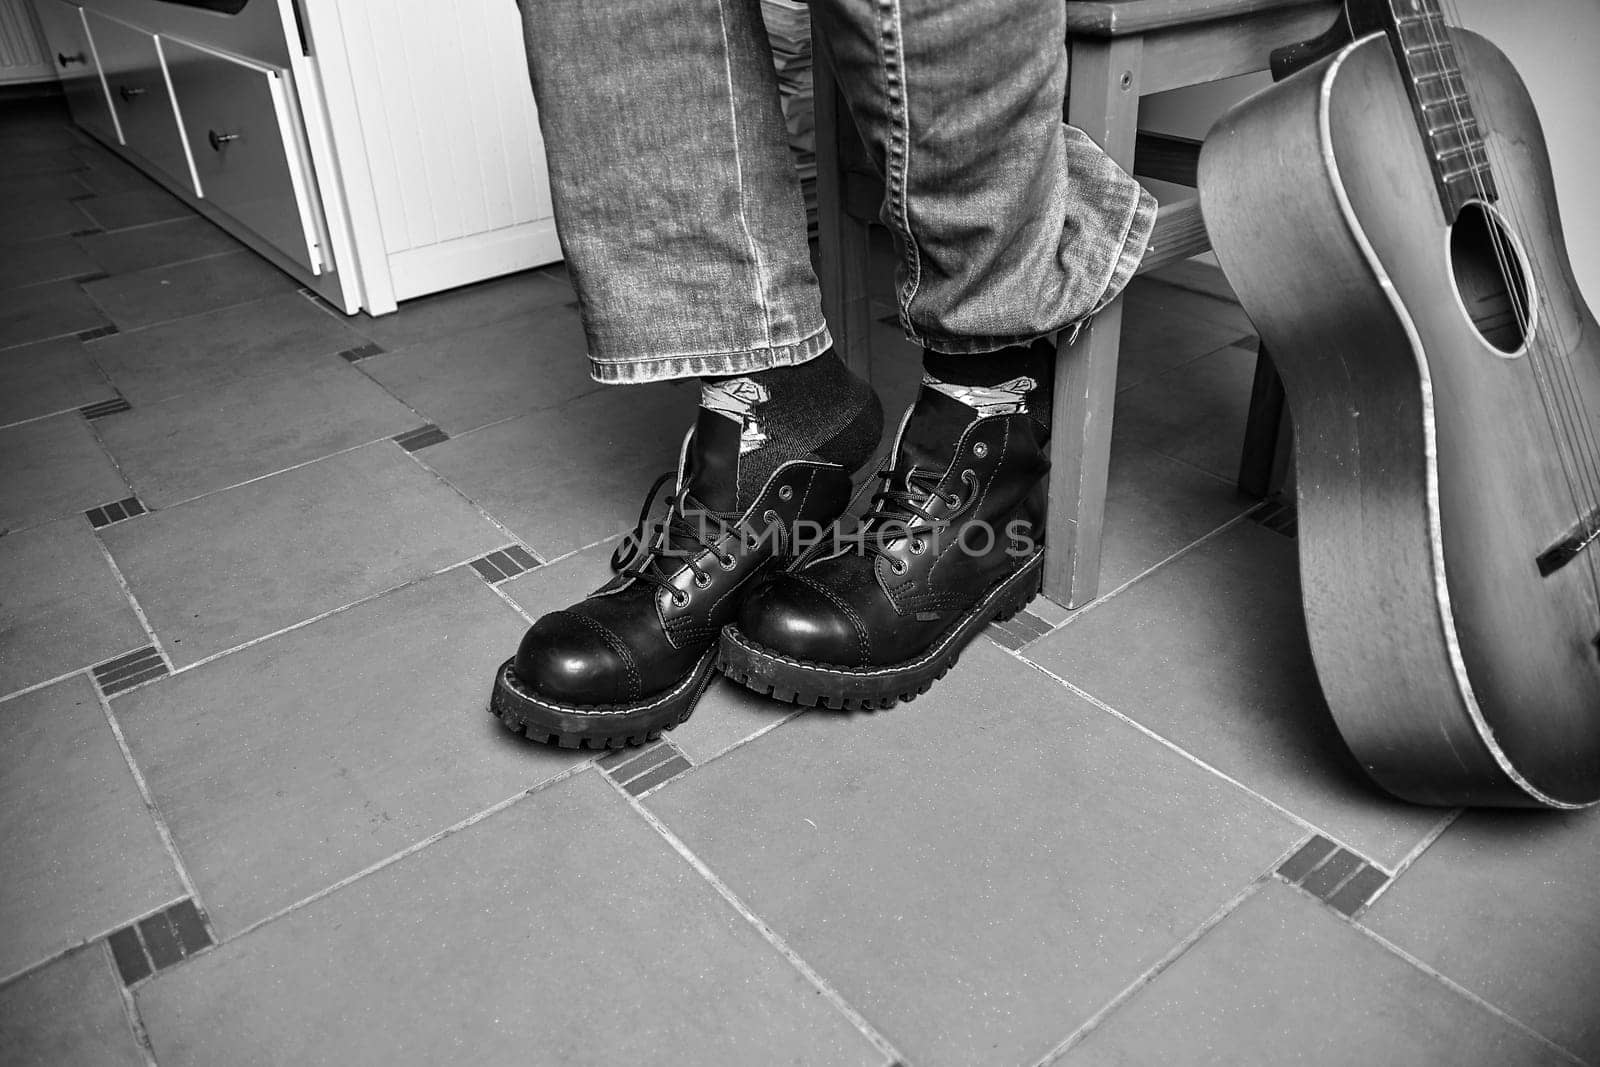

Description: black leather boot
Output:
[490,408,853,748]
[719,389,1049,710]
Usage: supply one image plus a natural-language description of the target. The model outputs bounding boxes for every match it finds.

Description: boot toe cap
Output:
[738,575,867,667]
[513,610,634,706]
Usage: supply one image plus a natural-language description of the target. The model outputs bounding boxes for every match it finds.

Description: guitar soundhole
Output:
[1449,201,1532,355]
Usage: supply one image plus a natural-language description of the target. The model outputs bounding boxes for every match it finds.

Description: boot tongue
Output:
[896,385,977,480]
[682,406,741,515]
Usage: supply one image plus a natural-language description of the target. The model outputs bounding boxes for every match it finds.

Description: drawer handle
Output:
[119,85,147,101]
[58,51,86,66]
[208,129,240,152]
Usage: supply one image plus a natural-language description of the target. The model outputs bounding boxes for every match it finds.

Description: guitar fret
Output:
[1441,159,1493,183]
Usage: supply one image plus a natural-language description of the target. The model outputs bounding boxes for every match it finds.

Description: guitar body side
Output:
[1200,31,1600,807]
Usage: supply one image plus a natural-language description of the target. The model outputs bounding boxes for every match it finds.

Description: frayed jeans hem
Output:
[588,324,835,384]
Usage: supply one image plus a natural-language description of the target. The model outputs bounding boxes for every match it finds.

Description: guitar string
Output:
[1425,0,1600,603]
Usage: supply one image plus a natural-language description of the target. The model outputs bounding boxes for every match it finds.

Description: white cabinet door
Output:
[163,37,326,275]
[82,11,195,192]
[29,0,118,146]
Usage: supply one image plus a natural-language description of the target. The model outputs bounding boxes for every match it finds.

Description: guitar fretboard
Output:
[1383,0,1498,215]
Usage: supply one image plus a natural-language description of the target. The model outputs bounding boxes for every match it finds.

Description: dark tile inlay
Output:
[86,495,146,529]
[1301,848,1365,899]
[599,739,673,781]
[340,342,385,362]
[468,544,540,584]
[93,645,169,696]
[623,754,692,796]
[394,424,449,452]
[80,395,131,419]
[106,899,215,986]
[69,227,104,238]
[139,911,183,969]
[1251,495,1298,538]
[107,925,152,985]
[1276,835,1339,883]
[1326,864,1390,916]
[76,324,120,342]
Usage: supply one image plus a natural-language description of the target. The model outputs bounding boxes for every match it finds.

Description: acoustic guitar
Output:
[1199,0,1600,807]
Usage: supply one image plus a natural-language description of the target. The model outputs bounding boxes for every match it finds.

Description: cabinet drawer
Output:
[82,11,195,192]
[31,0,119,146]
[162,39,326,275]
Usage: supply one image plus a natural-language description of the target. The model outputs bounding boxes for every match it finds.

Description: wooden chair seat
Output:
[814,0,1341,606]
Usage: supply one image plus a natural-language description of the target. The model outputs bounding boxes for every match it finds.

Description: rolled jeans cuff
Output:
[588,322,835,384]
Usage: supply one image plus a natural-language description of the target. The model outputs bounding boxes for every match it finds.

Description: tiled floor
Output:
[2,95,1596,1067]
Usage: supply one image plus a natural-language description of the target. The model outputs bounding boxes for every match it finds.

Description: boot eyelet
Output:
[694,573,711,589]
[946,494,961,509]
[909,538,926,554]
[763,508,780,526]
[778,485,793,501]
[672,592,689,607]
[890,559,908,575]
[973,441,990,458]
[719,553,738,571]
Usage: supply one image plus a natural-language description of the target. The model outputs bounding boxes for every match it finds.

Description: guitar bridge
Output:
[1536,505,1600,577]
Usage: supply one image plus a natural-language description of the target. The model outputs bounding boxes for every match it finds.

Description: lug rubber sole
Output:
[716,550,1045,711]
[489,645,717,749]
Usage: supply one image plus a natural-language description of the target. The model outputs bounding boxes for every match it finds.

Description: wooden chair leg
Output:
[1044,35,1144,608]
[812,38,875,380]
[1237,342,1290,499]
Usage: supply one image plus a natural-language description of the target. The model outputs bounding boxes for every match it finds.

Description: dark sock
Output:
[921,338,1055,434]
[700,348,883,506]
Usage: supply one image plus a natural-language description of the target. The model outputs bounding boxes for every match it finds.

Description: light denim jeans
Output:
[515,0,1156,384]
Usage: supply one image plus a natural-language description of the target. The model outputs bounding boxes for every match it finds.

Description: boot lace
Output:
[861,464,980,572]
[609,473,759,605]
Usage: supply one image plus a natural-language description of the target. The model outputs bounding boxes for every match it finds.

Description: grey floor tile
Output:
[1146,254,1239,303]
[118,568,578,935]
[100,442,507,667]
[497,539,614,616]
[667,678,796,766]
[76,187,193,231]
[0,946,146,1066]
[1114,278,1255,392]
[0,412,126,532]
[0,195,91,244]
[351,270,576,350]
[0,278,109,349]
[360,302,601,434]
[645,639,1301,1067]
[1113,342,1262,482]
[1062,881,1568,1066]
[0,147,83,178]
[0,170,92,205]
[1025,522,1445,869]
[0,675,183,979]
[71,151,153,195]
[76,215,243,276]
[96,358,419,506]
[0,235,97,291]
[82,249,295,331]
[0,337,116,427]
[136,771,881,1067]
[1363,809,1600,1060]
[1095,439,1253,592]
[0,518,147,695]
[421,381,693,559]
[89,291,365,404]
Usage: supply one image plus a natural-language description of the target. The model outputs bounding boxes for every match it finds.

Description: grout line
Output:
[680,706,808,771]
[0,403,105,433]
[1113,333,1257,396]
[92,539,171,668]
[484,579,537,625]
[0,893,189,991]
[1030,844,1299,1065]
[0,665,102,707]
[155,549,504,679]
[1039,509,1260,633]
[144,437,393,512]
[539,530,626,569]
[396,443,533,552]
[1346,923,1590,1066]
[106,941,160,1067]
[1009,651,1394,873]
[225,760,593,945]
[598,769,907,1064]
[94,685,210,934]
[1357,808,1461,912]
